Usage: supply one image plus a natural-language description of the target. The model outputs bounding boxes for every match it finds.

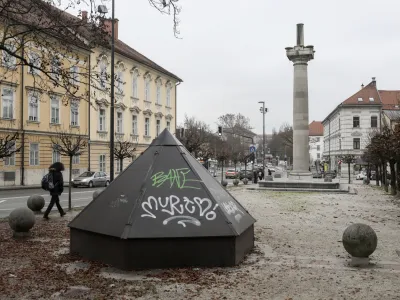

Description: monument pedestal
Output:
[289,171,312,180]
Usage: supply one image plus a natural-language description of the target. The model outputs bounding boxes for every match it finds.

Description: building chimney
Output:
[81,10,88,22]
[102,18,119,40]
[371,77,376,86]
[361,83,364,89]
[296,23,304,46]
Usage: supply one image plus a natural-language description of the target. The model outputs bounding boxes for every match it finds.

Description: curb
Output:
[0,183,71,191]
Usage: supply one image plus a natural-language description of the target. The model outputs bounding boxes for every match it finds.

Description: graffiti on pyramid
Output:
[141,195,219,227]
[150,168,202,189]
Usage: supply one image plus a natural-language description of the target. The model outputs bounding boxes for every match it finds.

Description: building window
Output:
[156,119,161,136]
[371,116,378,128]
[2,87,14,119]
[116,159,122,173]
[50,96,60,124]
[51,56,60,80]
[353,138,360,150]
[156,81,161,104]
[28,52,41,75]
[2,44,16,68]
[116,112,123,133]
[99,155,106,172]
[132,71,138,98]
[99,109,106,131]
[29,143,39,166]
[116,69,123,94]
[166,84,171,107]
[4,141,15,166]
[166,121,171,131]
[52,147,61,163]
[317,145,320,151]
[99,58,107,89]
[353,116,360,128]
[317,153,320,159]
[132,115,138,135]
[28,92,39,121]
[70,99,79,126]
[145,117,150,136]
[144,76,151,102]
[72,155,80,165]
[70,65,79,85]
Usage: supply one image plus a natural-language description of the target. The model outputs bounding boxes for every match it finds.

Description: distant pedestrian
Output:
[43,162,66,220]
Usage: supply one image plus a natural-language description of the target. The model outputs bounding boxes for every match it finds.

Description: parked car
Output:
[356,172,367,180]
[239,170,254,180]
[225,169,238,179]
[72,171,110,188]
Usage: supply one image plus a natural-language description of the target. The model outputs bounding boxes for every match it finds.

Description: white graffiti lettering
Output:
[141,195,219,227]
[221,201,245,217]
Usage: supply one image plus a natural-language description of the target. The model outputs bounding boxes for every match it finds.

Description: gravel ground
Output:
[1,183,400,299]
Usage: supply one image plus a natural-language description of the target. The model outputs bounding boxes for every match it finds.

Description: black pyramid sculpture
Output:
[69,129,256,270]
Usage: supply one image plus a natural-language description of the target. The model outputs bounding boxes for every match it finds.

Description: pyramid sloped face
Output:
[69,129,255,239]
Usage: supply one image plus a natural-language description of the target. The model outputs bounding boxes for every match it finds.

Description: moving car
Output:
[72,171,110,188]
[225,169,238,179]
[239,170,254,180]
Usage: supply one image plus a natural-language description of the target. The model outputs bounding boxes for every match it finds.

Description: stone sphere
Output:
[342,223,377,258]
[27,195,45,212]
[93,189,103,200]
[8,207,36,233]
[221,180,228,187]
[242,178,249,185]
[233,179,239,186]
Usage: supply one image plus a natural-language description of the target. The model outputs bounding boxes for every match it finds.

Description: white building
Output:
[322,78,383,176]
[309,121,323,164]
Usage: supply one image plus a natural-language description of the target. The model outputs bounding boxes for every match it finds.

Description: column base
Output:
[289,171,312,180]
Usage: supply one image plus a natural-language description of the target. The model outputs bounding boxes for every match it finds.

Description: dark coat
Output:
[49,169,64,196]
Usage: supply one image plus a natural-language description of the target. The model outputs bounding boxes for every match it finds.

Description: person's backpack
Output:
[41,173,55,191]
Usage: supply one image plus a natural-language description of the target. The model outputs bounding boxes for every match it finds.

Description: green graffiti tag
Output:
[151,168,202,189]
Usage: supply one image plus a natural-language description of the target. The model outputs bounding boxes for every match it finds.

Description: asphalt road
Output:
[0,187,103,219]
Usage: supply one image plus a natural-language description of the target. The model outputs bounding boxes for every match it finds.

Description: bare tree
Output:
[0,0,182,105]
[50,129,88,210]
[177,115,211,157]
[113,135,138,172]
[0,132,21,160]
[339,154,357,184]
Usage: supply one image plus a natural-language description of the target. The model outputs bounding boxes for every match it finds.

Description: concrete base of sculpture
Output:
[265,176,274,181]
[350,256,369,267]
[289,171,312,180]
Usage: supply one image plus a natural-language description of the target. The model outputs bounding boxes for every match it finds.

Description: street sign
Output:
[249,145,256,153]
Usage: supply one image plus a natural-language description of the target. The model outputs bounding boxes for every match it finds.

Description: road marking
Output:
[0,189,102,201]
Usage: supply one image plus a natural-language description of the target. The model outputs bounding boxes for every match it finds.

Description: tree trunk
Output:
[389,160,396,195]
[375,164,380,186]
[120,158,123,173]
[396,161,400,193]
[348,162,351,184]
[69,156,72,211]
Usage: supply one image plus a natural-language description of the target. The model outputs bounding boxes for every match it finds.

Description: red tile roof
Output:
[341,81,381,105]
[378,90,400,110]
[309,121,323,136]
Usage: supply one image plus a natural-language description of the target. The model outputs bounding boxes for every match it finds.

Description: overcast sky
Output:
[113,0,400,134]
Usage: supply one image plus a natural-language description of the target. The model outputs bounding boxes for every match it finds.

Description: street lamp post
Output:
[109,0,115,182]
[258,101,267,174]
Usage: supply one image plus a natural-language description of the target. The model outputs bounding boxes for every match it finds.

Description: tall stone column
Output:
[285,24,315,179]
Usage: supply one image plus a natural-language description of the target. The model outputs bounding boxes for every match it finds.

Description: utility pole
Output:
[258,101,267,174]
[109,0,115,182]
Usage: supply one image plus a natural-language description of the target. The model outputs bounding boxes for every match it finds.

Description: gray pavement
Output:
[0,187,103,219]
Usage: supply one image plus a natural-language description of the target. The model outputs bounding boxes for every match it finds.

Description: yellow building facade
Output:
[0,16,181,186]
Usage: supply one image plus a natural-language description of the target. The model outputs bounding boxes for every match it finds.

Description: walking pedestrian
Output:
[43,162,66,219]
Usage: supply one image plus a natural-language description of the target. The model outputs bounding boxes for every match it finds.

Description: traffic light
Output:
[218,126,222,136]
